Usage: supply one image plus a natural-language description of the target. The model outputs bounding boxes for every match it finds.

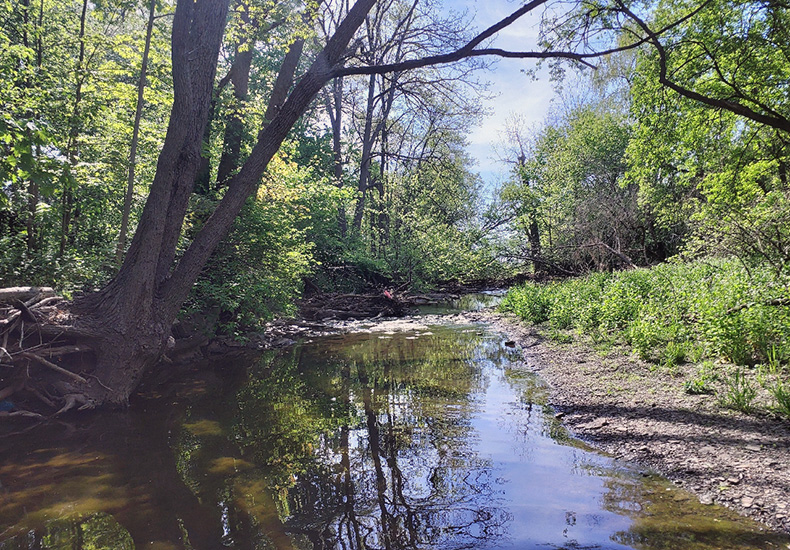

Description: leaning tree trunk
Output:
[30,0,378,411]
[64,0,232,407]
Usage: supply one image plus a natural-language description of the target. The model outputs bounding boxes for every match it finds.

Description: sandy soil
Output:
[466,311,790,534]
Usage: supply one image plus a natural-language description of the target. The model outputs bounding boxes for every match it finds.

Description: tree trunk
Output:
[67,0,235,407]
[352,73,378,232]
[57,0,377,409]
[215,2,255,187]
[60,0,89,257]
[528,215,542,274]
[116,0,157,265]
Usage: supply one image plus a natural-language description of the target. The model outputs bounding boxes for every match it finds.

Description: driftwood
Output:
[0,287,55,304]
[0,286,94,419]
[299,291,410,321]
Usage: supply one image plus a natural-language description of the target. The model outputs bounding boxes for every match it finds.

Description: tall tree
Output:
[6,0,699,410]
[116,0,158,265]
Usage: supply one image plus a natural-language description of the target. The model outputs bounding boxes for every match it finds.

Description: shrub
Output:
[501,259,790,370]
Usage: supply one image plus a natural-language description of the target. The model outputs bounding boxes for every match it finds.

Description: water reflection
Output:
[0,325,788,550]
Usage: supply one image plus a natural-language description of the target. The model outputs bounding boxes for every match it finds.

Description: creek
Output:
[1,300,788,549]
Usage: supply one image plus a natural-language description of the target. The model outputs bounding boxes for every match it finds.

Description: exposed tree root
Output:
[54,393,95,416]
[0,287,96,420]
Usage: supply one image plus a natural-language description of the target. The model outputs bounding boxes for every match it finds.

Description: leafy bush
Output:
[184,153,320,334]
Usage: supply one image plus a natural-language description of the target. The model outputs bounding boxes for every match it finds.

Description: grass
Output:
[719,369,758,413]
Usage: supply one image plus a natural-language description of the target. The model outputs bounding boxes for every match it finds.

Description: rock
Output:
[741,496,755,508]
[581,418,609,430]
[700,495,714,505]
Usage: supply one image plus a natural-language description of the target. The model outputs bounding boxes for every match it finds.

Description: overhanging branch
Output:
[617,0,790,134]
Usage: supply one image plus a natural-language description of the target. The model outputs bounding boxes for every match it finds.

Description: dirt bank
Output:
[468,311,790,534]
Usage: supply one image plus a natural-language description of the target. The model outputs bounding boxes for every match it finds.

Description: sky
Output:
[445,0,559,188]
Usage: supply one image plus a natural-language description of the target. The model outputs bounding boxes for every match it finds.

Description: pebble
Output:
[583,418,609,430]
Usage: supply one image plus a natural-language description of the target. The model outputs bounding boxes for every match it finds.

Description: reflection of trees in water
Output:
[0,330,511,549]
[0,513,134,550]
[0,403,227,549]
[5,329,790,550]
[280,344,511,550]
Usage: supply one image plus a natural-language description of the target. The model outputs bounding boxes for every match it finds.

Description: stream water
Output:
[1,309,789,549]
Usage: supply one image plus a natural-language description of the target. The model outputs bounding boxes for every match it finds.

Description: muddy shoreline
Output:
[466,311,790,535]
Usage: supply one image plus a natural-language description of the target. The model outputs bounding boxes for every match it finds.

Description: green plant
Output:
[683,378,714,395]
[768,378,790,418]
[719,369,758,413]
[684,362,718,395]
[662,342,686,368]
[501,259,790,374]
[548,329,573,343]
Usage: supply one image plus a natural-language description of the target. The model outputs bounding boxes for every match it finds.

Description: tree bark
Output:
[326,76,348,237]
[352,73,378,232]
[69,0,234,406]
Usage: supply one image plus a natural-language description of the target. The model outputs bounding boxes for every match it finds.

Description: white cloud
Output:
[444,0,559,182]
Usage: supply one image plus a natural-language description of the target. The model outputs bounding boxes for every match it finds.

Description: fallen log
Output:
[0,287,55,304]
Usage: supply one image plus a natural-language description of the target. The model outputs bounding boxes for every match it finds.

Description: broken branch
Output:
[19,352,88,384]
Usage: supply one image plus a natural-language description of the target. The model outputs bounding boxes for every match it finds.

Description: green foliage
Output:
[501,259,790,368]
[311,142,511,291]
[719,368,758,413]
[186,149,321,333]
[500,282,553,324]
[768,377,790,418]
[683,378,714,396]
[0,0,172,289]
[495,97,665,275]
[624,0,790,274]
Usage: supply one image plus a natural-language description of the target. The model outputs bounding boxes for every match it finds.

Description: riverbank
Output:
[473,311,790,534]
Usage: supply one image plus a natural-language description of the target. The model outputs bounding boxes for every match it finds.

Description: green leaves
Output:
[502,259,790,367]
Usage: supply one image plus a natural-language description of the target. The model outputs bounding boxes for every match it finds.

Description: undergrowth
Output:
[501,259,790,415]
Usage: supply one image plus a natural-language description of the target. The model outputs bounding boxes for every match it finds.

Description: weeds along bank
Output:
[500,260,790,417]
